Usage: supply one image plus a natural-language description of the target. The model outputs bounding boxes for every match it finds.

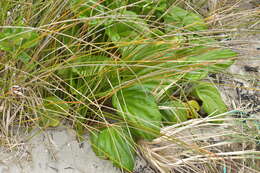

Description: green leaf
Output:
[0,27,39,52]
[90,126,136,171]
[103,0,127,10]
[17,52,37,71]
[184,69,209,81]
[17,52,31,63]
[187,48,237,65]
[71,0,106,25]
[121,41,170,61]
[112,86,162,140]
[159,100,188,124]
[191,82,227,116]
[20,31,39,49]
[128,0,167,15]
[40,97,69,127]
[106,10,149,40]
[184,48,237,80]
[71,55,110,76]
[58,55,110,78]
[105,10,150,54]
[71,0,104,17]
[58,55,114,96]
[164,6,207,32]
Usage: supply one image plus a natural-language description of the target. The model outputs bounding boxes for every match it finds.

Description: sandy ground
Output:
[0,127,121,173]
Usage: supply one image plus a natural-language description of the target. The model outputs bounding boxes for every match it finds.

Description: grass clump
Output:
[0,0,259,172]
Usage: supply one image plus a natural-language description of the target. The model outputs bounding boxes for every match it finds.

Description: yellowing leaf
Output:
[185,100,200,118]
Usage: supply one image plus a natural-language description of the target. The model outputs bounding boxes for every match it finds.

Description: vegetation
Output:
[0,0,259,172]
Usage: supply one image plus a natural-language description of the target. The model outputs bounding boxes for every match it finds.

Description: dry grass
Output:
[138,115,260,173]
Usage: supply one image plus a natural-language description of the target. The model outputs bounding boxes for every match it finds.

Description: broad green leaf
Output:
[40,97,69,127]
[164,6,207,32]
[20,31,39,49]
[160,100,188,124]
[90,126,136,171]
[191,82,227,116]
[112,86,162,140]
[129,79,176,93]
[71,0,127,26]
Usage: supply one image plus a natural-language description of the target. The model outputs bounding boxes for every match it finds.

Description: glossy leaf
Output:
[112,86,162,140]
[184,69,209,81]
[90,126,136,171]
[191,82,227,116]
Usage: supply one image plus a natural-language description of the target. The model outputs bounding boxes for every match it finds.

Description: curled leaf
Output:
[191,82,227,117]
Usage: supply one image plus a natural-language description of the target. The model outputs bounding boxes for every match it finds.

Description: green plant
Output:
[1,0,255,172]
[91,126,136,171]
